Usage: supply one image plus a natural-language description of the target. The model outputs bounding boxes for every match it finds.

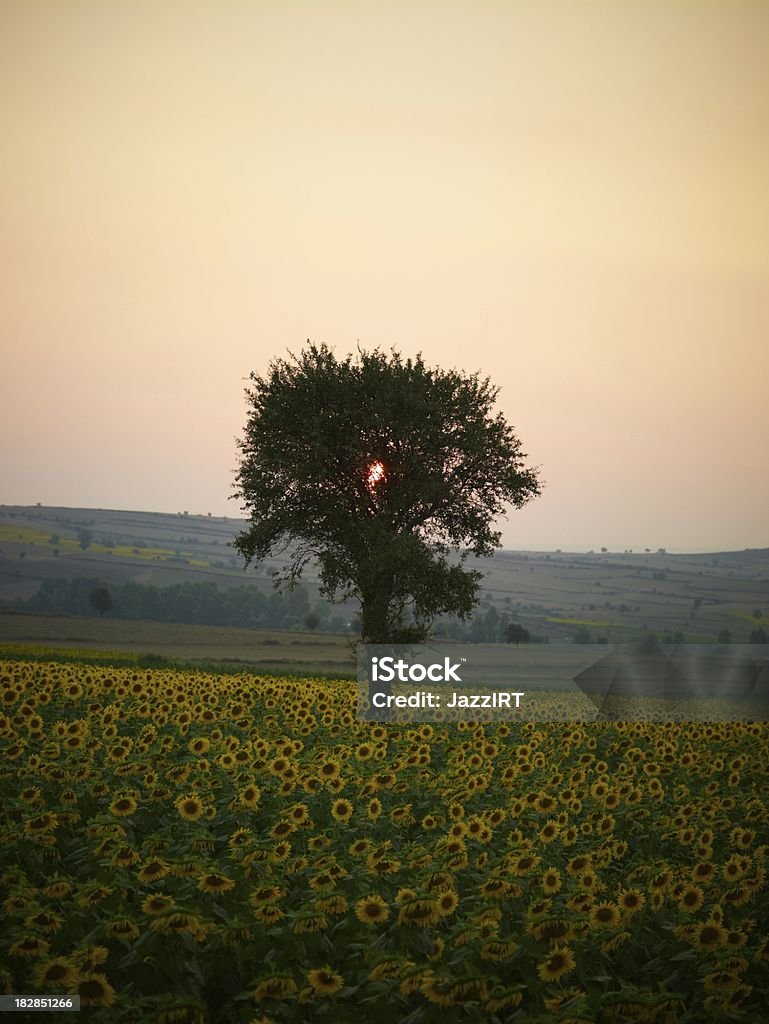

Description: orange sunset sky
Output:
[2,1,767,552]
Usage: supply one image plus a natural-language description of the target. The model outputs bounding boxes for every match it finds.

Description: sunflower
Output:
[617,888,645,914]
[270,841,292,863]
[589,903,621,930]
[650,891,665,910]
[306,967,344,995]
[510,854,541,875]
[579,871,601,893]
[150,912,208,938]
[532,917,573,937]
[292,913,329,934]
[542,868,562,895]
[348,838,372,857]
[270,820,295,839]
[367,798,383,819]
[24,911,64,934]
[485,985,524,1012]
[10,936,50,958]
[368,959,406,981]
[229,828,252,849]
[731,827,755,850]
[702,969,742,993]
[331,799,353,823]
[398,897,439,927]
[722,855,749,882]
[694,920,728,949]
[3,892,32,915]
[539,820,559,843]
[175,794,204,821]
[566,854,591,876]
[249,885,283,907]
[43,879,73,899]
[197,872,235,893]
[309,872,336,891]
[479,877,512,900]
[537,946,576,983]
[420,979,456,1008]
[252,906,285,924]
[155,1002,206,1024]
[722,884,750,908]
[142,894,175,915]
[106,744,130,762]
[33,957,78,989]
[315,894,348,915]
[286,803,310,825]
[355,895,390,925]
[104,919,141,941]
[23,812,58,835]
[649,869,672,893]
[318,761,340,782]
[252,974,298,1002]
[396,968,434,996]
[480,940,519,961]
[112,845,141,868]
[369,855,402,876]
[677,885,704,913]
[75,973,116,1007]
[435,890,459,917]
[137,859,170,882]
[71,944,109,971]
[238,784,261,809]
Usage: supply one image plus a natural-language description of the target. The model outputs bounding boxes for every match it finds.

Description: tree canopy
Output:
[88,585,112,619]
[233,343,541,642]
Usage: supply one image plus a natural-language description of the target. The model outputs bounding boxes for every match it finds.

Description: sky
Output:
[2,0,768,553]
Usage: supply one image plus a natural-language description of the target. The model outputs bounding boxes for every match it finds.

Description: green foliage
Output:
[9,578,333,632]
[504,622,531,645]
[234,344,541,642]
[89,586,113,619]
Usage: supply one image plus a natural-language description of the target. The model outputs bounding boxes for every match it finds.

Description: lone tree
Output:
[505,623,531,646]
[233,343,541,643]
[89,585,112,619]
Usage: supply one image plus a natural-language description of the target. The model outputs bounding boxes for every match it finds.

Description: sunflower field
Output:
[1,657,768,1023]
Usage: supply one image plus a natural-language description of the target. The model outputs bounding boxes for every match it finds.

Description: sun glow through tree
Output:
[366,460,386,491]
[235,344,541,643]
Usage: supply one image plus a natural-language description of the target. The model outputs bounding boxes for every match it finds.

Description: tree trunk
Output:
[359,585,394,644]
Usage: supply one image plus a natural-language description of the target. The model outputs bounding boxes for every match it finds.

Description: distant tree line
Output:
[7,578,348,633]
[6,577,547,641]
[9,577,763,645]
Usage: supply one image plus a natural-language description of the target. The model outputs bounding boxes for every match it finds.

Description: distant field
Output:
[0,613,355,676]
[1,505,768,643]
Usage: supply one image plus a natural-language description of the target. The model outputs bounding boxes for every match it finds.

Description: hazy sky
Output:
[2,1,768,552]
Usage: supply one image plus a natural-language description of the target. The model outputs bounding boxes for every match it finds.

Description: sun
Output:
[366,460,386,489]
